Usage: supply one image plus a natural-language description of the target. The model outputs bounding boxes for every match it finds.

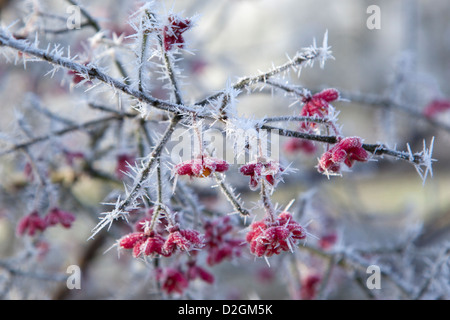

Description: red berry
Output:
[246,212,306,258]
[318,137,370,175]
[16,211,47,236]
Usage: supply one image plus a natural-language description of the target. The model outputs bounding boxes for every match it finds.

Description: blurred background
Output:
[0,0,449,299]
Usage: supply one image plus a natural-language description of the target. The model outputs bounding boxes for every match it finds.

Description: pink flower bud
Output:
[141,234,166,257]
[175,161,194,176]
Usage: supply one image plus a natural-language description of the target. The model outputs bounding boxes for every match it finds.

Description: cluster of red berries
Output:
[240,159,284,191]
[174,155,285,193]
[203,216,243,266]
[119,223,204,258]
[16,207,76,236]
[174,155,229,178]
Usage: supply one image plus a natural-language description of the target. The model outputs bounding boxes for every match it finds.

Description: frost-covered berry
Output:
[423,99,450,118]
[240,159,284,191]
[187,261,215,284]
[284,137,317,154]
[163,15,192,51]
[141,234,166,257]
[67,62,92,85]
[16,211,47,236]
[163,225,205,255]
[203,216,243,266]
[156,267,189,295]
[246,212,306,258]
[318,136,370,175]
[174,155,229,178]
[318,233,338,250]
[119,232,147,250]
[312,88,340,103]
[44,207,76,228]
[115,153,135,179]
[118,232,166,258]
